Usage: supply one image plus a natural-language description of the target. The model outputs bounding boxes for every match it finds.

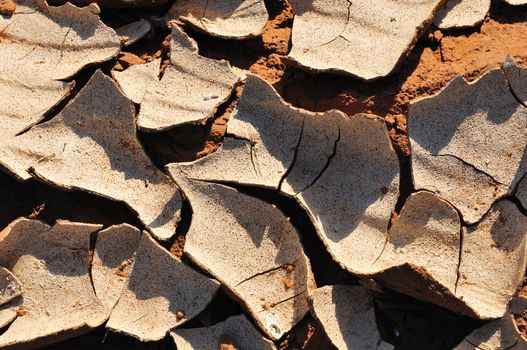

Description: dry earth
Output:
[0,0,526,349]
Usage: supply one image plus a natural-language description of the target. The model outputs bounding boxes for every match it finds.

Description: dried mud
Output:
[2,0,527,349]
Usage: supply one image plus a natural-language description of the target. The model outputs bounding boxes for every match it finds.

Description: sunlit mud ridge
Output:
[0,0,526,349]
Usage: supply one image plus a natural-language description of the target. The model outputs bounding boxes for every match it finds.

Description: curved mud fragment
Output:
[0,267,22,307]
[177,74,305,187]
[112,58,161,104]
[171,315,277,350]
[456,200,527,319]
[166,168,315,340]
[116,19,152,47]
[0,0,121,145]
[454,314,527,349]
[166,0,268,39]
[0,218,109,349]
[106,232,220,342]
[502,0,527,5]
[408,62,527,224]
[503,55,527,105]
[433,0,490,30]
[137,26,241,131]
[295,114,400,275]
[373,191,460,296]
[310,285,393,350]
[288,0,444,80]
[0,70,183,241]
[91,224,141,310]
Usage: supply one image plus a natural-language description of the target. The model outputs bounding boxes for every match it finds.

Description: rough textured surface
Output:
[47,0,169,8]
[0,0,121,140]
[456,200,527,319]
[454,314,527,349]
[409,63,527,224]
[167,0,268,39]
[112,59,161,104]
[288,0,444,80]
[166,168,315,340]
[174,75,399,277]
[171,315,277,350]
[92,224,141,310]
[310,285,392,350]
[517,176,527,210]
[0,218,108,349]
[0,267,22,307]
[116,19,152,47]
[434,0,490,29]
[504,55,527,105]
[0,71,183,241]
[106,232,220,342]
[137,26,241,131]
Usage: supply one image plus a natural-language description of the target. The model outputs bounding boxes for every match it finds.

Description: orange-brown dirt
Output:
[0,0,15,15]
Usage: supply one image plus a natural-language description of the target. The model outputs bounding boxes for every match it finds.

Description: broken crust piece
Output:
[408,63,527,224]
[310,285,393,350]
[116,19,152,47]
[0,0,121,141]
[171,315,277,350]
[106,232,220,342]
[0,218,109,349]
[287,0,444,80]
[456,200,527,319]
[454,314,527,349]
[112,59,161,104]
[503,0,527,5]
[174,74,399,276]
[433,0,490,30]
[165,168,315,340]
[136,26,241,131]
[0,267,22,307]
[0,71,183,241]
[91,224,141,310]
[166,0,268,39]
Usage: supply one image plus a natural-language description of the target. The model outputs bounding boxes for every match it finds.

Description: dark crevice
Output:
[88,229,101,297]
[235,259,300,287]
[501,65,527,109]
[278,117,305,191]
[394,153,414,214]
[453,225,464,294]
[0,167,143,232]
[436,153,503,186]
[259,289,307,312]
[296,125,340,195]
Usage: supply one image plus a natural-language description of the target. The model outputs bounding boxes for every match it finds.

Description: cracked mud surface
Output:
[1,0,527,349]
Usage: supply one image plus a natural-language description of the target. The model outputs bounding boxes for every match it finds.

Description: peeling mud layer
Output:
[1,0,527,350]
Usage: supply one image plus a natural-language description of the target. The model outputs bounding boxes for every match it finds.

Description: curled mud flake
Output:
[106,232,220,342]
[454,314,527,349]
[91,224,141,310]
[310,285,393,350]
[116,19,152,47]
[165,169,315,340]
[456,200,527,319]
[0,71,183,241]
[0,267,22,307]
[137,26,241,131]
[296,114,399,275]
[433,0,490,30]
[0,218,110,349]
[112,58,161,104]
[409,63,527,224]
[287,0,444,80]
[171,315,276,350]
[373,191,460,299]
[178,74,335,189]
[166,0,268,39]
[0,0,121,146]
